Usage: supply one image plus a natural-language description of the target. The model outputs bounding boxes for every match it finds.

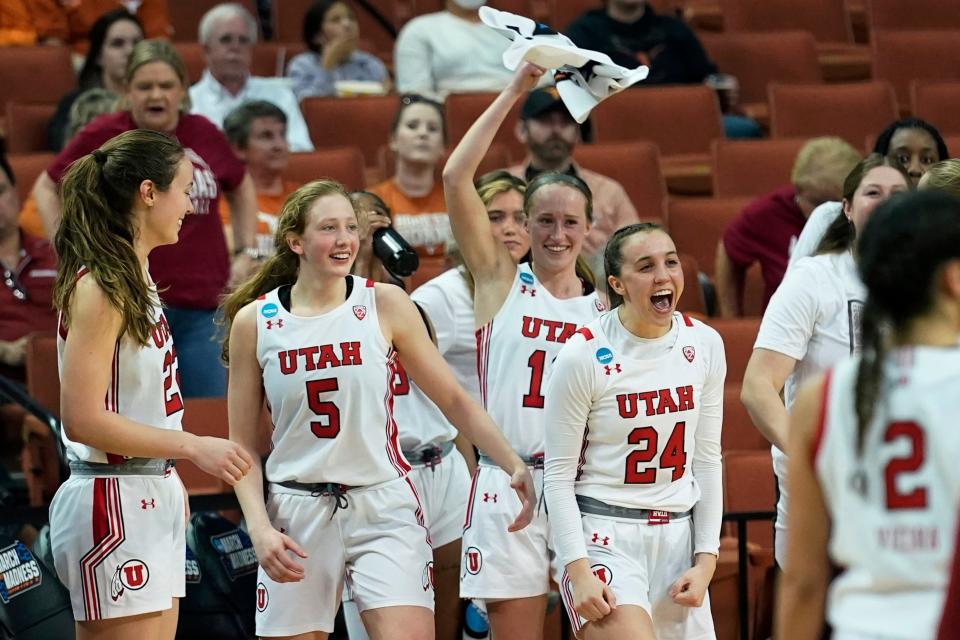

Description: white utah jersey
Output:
[57,269,184,463]
[477,263,603,457]
[258,278,411,486]
[391,362,456,450]
[816,347,960,639]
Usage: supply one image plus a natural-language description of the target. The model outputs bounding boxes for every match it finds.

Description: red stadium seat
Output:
[722,384,769,452]
[677,253,707,316]
[668,196,753,278]
[872,31,960,112]
[769,82,898,150]
[283,147,367,191]
[4,103,57,154]
[25,334,60,419]
[0,47,75,119]
[301,95,400,168]
[8,153,56,205]
[711,138,808,198]
[170,0,256,40]
[704,317,761,384]
[573,141,667,223]
[866,0,960,31]
[911,81,960,135]
[445,92,527,163]
[723,449,776,550]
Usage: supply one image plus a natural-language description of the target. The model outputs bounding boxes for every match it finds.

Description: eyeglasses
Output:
[3,269,28,302]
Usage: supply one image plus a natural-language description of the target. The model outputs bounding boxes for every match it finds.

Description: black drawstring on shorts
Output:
[307,483,351,518]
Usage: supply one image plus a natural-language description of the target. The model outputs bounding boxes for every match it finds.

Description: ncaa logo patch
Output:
[519,271,535,285]
[464,547,483,575]
[595,347,614,365]
[591,563,613,585]
[261,303,279,318]
[256,582,269,612]
[682,346,695,363]
[353,305,367,320]
[0,541,42,603]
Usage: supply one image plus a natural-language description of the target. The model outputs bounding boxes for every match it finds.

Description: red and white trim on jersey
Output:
[560,569,584,635]
[104,342,124,464]
[574,424,591,482]
[462,466,481,533]
[405,476,433,547]
[476,321,493,409]
[810,369,833,467]
[384,350,412,477]
[80,478,125,621]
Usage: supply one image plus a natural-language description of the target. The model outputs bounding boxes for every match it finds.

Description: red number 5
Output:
[306,378,340,439]
[884,421,927,510]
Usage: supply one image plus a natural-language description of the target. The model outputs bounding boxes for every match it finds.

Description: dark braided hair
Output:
[853,190,960,456]
[603,222,667,309]
[873,117,949,162]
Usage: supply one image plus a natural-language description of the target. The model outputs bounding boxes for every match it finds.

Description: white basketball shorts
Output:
[407,446,472,549]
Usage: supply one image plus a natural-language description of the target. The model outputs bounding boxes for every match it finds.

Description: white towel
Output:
[479,6,649,123]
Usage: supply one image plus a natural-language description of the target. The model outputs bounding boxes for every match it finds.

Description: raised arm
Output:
[33,172,62,239]
[442,63,543,287]
[227,304,307,582]
[378,284,535,531]
[60,276,252,481]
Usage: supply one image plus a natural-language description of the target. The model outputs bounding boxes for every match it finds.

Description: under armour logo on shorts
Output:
[140,498,155,510]
[591,533,609,546]
[482,493,497,503]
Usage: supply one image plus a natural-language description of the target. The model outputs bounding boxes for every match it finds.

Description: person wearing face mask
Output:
[371,95,451,288]
[789,118,949,265]
[741,154,911,571]
[47,8,142,151]
[189,3,315,152]
[33,39,259,399]
[715,137,861,317]
[394,0,514,99]
[507,86,639,280]
[286,0,389,100]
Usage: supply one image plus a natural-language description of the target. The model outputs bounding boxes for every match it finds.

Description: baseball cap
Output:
[520,86,574,121]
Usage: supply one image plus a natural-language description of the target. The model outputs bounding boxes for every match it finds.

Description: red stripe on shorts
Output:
[80,478,125,620]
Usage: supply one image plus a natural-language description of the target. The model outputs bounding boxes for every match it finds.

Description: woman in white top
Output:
[443,62,604,640]
[741,154,910,567]
[221,179,535,640]
[544,222,725,639]
[778,190,960,639]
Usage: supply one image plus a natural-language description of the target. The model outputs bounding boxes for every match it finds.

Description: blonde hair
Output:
[221,180,353,363]
[921,159,960,198]
[65,88,119,146]
[791,136,862,195]
[125,39,191,111]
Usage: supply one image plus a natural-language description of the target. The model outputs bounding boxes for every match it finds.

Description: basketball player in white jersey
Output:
[47,130,253,638]
[544,223,725,639]
[220,179,536,640]
[778,190,960,639]
[741,154,909,567]
[443,62,605,640]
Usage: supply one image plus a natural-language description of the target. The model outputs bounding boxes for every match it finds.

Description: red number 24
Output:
[624,421,687,484]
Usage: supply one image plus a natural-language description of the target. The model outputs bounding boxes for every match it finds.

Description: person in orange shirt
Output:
[66,0,171,51]
[0,0,67,46]
[221,100,299,257]
[0,0,170,49]
[371,94,450,288]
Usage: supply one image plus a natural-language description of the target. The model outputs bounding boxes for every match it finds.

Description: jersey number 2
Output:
[884,420,927,510]
[306,378,340,439]
[624,421,687,484]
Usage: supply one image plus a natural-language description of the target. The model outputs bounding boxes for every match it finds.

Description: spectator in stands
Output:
[32,39,258,399]
[394,0,513,99]
[65,0,169,49]
[189,3,315,152]
[47,8,141,151]
[222,100,299,258]
[715,137,861,317]
[371,94,450,288]
[790,118,950,264]
[287,0,389,100]
[0,151,57,385]
[0,0,166,48]
[507,85,639,277]
[565,0,761,138]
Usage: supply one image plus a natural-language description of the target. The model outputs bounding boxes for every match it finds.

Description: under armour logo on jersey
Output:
[604,363,621,376]
[266,319,284,329]
[140,498,155,510]
[353,305,367,320]
[682,346,695,363]
[591,533,609,546]
[482,492,497,503]
[520,285,536,297]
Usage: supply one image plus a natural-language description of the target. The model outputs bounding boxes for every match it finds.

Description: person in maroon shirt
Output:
[33,39,257,398]
[715,137,861,317]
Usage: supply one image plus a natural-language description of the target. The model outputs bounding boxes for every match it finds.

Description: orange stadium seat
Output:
[912,81,960,135]
[723,449,776,550]
[699,31,821,124]
[704,317,760,384]
[284,147,367,191]
[668,196,752,279]
[170,0,256,40]
[945,135,960,156]
[4,103,57,154]
[722,384,768,452]
[866,0,960,31]
[445,92,527,163]
[711,138,807,198]
[592,85,723,195]
[573,141,667,223]
[0,47,75,119]
[8,153,55,205]
[301,94,400,168]
[871,31,960,112]
[173,42,206,84]
[177,398,229,495]
[742,262,765,318]
[549,0,603,30]
[769,82,898,150]
[677,254,707,316]
[252,41,308,77]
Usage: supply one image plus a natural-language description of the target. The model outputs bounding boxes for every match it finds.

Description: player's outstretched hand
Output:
[507,61,546,96]
[251,525,308,583]
[572,570,617,622]
[191,436,254,485]
[507,466,536,532]
[668,563,711,607]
